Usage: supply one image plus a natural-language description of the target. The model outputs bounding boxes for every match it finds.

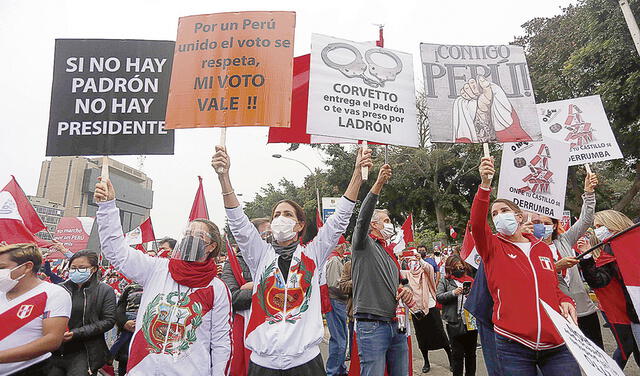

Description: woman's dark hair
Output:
[444,254,471,277]
[192,219,222,259]
[271,199,306,240]
[551,218,560,240]
[69,250,99,268]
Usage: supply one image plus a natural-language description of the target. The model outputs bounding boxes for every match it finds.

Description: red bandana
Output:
[168,258,217,288]
[369,233,400,270]
[450,275,474,283]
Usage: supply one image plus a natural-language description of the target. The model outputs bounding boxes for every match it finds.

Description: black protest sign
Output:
[46,39,175,156]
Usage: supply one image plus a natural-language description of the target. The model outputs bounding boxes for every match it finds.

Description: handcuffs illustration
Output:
[321,42,403,88]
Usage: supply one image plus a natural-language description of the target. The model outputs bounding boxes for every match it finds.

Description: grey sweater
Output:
[554,192,598,317]
[352,192,399,320]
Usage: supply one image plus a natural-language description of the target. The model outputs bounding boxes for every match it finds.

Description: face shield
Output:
[171,225,214,262]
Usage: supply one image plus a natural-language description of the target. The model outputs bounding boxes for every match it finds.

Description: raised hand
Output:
[94,177,115,202]
[355,147,373,173]
[584,173,598,193]
[479,156,495,188]
[211,145,230,175]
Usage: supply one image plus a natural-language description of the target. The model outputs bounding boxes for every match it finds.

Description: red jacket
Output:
[470,187,574,350]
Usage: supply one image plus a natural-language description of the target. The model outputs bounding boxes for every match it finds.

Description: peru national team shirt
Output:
[0,281,71,375]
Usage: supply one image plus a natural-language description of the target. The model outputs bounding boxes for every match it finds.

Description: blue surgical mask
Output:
[493,213,519,236]
[69,269,93,284]
[594,226,613,242]
[533,224,554,239]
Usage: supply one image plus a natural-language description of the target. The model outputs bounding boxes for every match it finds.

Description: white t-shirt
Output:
[514,242,532,258]
[0,281,71,375]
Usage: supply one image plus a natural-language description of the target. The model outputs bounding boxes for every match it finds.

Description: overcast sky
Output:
[0,0,576,239]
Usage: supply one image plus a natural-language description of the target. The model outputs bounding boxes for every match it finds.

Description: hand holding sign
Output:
[479,156,495,189]
[94,178,115,202]
[211,146,230,176]
[584,173,598,193]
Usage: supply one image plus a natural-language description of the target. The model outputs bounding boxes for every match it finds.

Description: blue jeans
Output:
[477,322,503,376]
[326,299,348,376]
[356,319,408,376]
[495,334,580,375]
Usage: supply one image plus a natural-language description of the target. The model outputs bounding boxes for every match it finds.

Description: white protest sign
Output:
[541,300,624,376]
[497,138,570,219]
[307,34,418,147]
[420,43,541,144]
[538,95,623,166]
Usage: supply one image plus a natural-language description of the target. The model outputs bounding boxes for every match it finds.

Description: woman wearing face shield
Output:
[212,145,372,375]
[93,178,231,376]
[49,250,116,376]
[470,156,580,376]
[577,211,640,370]
[530,172,603,349]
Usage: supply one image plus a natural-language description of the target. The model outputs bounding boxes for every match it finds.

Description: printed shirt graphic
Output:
[0,282,71,375]
[246,253,316,336]
[128,286,214,370]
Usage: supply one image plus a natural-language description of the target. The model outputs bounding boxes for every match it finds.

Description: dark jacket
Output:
[220,253,253,312]
[57,273,117,374]
[463,262,492,327]
[114,283,143,362]
[437,277,466,324]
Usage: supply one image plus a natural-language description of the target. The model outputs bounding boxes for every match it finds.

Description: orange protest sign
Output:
[165,11,295,129]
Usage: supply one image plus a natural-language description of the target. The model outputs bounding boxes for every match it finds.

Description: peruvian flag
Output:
[0,176,51,246]
[392,214,414,255]
[460,222,480,269]
[189,176,209,221]
[449,225,458,239]
[607,223,640,321]
[124,217,156,246]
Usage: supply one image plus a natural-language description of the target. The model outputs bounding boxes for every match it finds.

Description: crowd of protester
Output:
[1,148,639,376]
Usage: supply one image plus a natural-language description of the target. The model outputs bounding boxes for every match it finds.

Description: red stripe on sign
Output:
[0,291,47,341]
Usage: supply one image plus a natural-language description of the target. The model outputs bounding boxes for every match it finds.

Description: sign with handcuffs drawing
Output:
[307,34,418,147]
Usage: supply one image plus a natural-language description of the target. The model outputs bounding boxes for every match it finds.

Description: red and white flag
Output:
[460,222,480,269]
[607,223,640,319]
[449,225,458,239]
[392,214,414,254]
[189,176,209,221]
[125,217,156,246]
[0,176,51,246]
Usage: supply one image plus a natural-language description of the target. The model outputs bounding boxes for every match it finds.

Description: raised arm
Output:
[470,157,497,261]
[212,146,270,274]
[95,178,158,285]
[352,164,391,251]
[559,173,597,249]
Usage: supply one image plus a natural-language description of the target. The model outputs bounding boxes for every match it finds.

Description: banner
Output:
[306,34,418,147]
[497,138,570,219]
[165,11,296,129]
[46,39,175,156]
[538,95,623,165]
[541,301,624,376]
[420,43,541,143]
[53,217,95,253]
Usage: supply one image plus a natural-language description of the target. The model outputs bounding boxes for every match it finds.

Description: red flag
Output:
[315,209,334,314]
[226,239,246,286]
[1,176,46,234]
[124,217,156,245]
[225,238,249,375]
[449,225,458,239]
[460,222,480,268]
[189,176,209,221]
[268,55,312,144]
[392,214,414,254]
[607,223,640,319]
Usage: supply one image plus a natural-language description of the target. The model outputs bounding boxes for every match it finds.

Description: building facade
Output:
[27,196,64,240]
[37,156,153,232]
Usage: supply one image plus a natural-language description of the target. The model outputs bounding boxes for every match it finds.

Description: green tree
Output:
[514,0,640,214]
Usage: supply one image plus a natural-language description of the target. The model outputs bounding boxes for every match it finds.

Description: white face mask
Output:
[381,222,395,240]
[270,215,298,243]
[0,263,27,293]
[493,212,519,236]
[594,226,613,242]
